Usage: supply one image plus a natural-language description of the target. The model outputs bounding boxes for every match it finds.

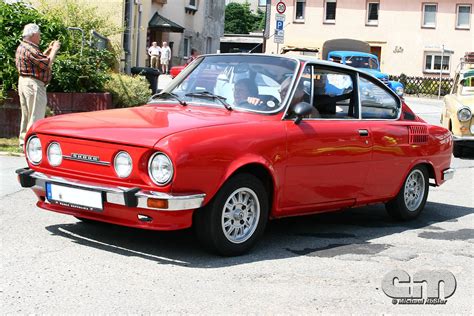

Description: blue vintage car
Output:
[327,50,404,97]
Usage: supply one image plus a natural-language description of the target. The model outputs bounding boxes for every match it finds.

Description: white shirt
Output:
[148,46,161,56]
[161,46,171,60]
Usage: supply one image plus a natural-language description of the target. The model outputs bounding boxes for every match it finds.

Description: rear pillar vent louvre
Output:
[408,125,428,144]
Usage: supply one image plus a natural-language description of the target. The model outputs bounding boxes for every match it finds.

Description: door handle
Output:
[358,129,369,137]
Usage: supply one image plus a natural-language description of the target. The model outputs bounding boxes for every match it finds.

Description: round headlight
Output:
[47,142,62,166]
[457,108,472,122]
[148,153,173,185]
[26,136,42,165]
[396,86,404,96]
[114,151,133,178]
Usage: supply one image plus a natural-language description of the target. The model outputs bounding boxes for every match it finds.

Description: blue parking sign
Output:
[276,20,284,30]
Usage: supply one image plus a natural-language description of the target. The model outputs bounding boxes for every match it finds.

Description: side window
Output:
[359,76,400,119]
[312,69,356,119]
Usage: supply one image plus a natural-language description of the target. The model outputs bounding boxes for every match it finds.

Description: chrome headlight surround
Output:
[395,86,404,96]
[114,151,133,178]
[148,152,174,186]
[457,107,472,122]
[26,136,42,165]
[47,142,62,167]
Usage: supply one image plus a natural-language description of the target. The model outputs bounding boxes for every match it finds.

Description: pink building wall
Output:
[265,0,473,77]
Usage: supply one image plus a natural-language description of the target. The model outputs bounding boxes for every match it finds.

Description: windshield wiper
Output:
[150,92,187,106]
[185,91,232,110]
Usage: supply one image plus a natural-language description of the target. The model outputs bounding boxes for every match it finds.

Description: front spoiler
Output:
[16,168,205,211]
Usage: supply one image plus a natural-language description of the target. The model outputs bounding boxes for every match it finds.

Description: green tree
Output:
[225,2,265,34]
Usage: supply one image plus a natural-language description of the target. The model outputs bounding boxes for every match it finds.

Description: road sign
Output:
[276,20,284,30]
[274,29,284,44]
[275,13,285,21]
[276,1,286,14]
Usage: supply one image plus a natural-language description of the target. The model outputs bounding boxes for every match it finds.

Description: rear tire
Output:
[385,165,429,221]
[453,144,463,158]
[194,173,269,256]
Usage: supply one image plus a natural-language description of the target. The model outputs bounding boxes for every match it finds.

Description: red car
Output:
[169,65,185,78]
[17,54,454,256]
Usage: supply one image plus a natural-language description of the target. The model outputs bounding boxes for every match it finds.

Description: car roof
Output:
[328,51,379,59]
[202,53,371,76]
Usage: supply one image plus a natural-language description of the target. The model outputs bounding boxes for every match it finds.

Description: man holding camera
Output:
[15,23,60,148]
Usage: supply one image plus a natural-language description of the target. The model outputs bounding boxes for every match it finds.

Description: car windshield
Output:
[461,75,474,95]
[159,55,299,113]
[345,56,379,70]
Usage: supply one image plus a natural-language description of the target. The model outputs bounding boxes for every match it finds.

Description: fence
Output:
[389,74,454,97]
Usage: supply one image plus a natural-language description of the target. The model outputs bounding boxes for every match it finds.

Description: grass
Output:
[0,138,23,154]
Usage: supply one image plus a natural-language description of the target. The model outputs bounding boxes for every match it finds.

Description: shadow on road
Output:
[44,201,473,267]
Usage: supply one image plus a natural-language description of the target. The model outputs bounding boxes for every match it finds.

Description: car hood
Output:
[454,95,474,109]
[361,68,387,79]
[31,104,251,147]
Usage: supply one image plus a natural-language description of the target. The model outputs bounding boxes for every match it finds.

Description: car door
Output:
[357,74,407,202]
[280,65,372,215]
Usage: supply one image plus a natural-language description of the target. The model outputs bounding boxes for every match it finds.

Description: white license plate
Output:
[46,183,103,212]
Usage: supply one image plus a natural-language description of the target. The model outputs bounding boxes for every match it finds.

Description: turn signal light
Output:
[147,198,168,209]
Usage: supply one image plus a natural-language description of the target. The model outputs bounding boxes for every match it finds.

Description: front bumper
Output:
[16,168,206,230]
[453,135,474,147]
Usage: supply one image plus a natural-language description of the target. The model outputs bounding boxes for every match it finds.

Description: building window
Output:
[258,0,266,6]
[456,4,471,29]
[183,38,190,57]
[189,0,197,8]
[206,37,212,54]
[366,2,379,25]
[422,3,437,28]
[424,53,450,73]
[295,0,306,21]
[324,0,337,23]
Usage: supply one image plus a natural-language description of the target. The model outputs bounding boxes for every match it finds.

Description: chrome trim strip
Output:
[443,168,455,181]
[29,172,205,211]
[136,191,206,211]
[63,155,111,166]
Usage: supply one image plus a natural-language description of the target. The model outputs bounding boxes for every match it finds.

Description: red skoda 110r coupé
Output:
[17,54,454,256]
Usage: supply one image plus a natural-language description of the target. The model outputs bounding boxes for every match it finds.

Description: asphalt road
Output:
[1,98,472,314]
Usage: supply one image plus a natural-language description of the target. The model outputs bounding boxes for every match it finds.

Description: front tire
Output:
[385,165,429,221]
[194,173,269,256]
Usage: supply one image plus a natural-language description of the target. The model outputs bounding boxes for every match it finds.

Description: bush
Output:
[0,0,120,101]
[104,73,152,108]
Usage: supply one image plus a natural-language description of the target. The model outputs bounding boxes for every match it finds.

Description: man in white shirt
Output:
[148,42,161,69]
[160,41,172,74]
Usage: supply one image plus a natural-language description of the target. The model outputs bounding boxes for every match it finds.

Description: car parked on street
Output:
[17,54,454,256]
[441,52,474,157]
[323,39,405,97]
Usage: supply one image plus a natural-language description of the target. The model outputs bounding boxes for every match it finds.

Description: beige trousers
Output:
[18,76,47,145]
[150,55,160,68]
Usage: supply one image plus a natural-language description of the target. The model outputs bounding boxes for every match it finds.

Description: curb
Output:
[0,151,25,157]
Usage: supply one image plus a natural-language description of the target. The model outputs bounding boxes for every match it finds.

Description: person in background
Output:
[15,23,60,148]
[186,48,199,65]
[160,41,172,74]
[148,41,161,69]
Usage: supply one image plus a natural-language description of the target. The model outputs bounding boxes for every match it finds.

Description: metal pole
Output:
[438,44,444,99]
[136,3,142,67]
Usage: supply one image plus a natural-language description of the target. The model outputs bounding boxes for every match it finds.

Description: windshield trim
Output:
[161,55,302,115]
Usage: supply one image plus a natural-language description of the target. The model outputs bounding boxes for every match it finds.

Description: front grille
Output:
[380,77,389,85]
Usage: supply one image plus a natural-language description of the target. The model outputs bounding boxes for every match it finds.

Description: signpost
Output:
[274,12,285,49]
[276,1,286,14]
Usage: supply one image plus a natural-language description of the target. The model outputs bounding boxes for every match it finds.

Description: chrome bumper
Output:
[16,168,205,211]
[453,135,474,141]
[442,168,455,181]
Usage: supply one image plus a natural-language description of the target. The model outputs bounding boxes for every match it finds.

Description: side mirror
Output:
[293,102,313,124]
[155,89,162,94]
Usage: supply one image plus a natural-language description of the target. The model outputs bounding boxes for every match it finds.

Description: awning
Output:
[148,12,184,33]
